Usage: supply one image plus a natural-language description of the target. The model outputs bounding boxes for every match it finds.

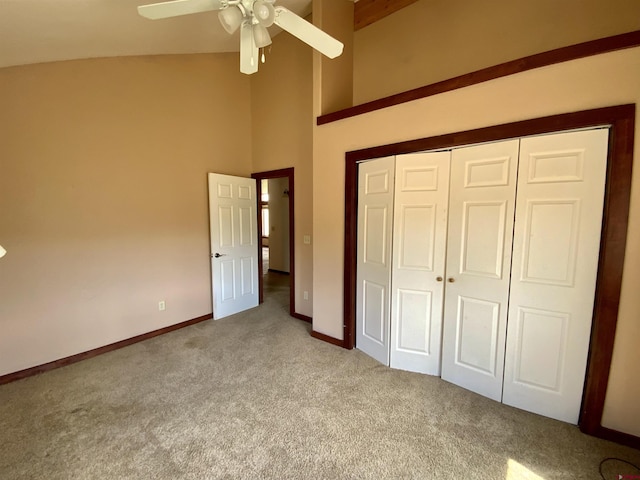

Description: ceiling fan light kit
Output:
[137,0,344,74]
[253,0,275,26]
[218,6,243,34]
[252,23,272,48]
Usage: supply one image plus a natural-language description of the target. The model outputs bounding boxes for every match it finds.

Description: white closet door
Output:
[390,152,451,375]
[441,140,520,401]
[356,157,396,365]
[503,129,608,423]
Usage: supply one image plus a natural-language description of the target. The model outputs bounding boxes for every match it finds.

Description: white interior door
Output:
[503,129,608,423]
[390,152,450,375]
[208,173,259,320]
[441,140,520,401]
[356,157,395,365]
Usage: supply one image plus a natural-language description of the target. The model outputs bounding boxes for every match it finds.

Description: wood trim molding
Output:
[311,330,344,347]
[342,104,635,443]
[596,427,640,451]
[0,313,213,386]
[317,30,640,125]
[252,168,296,316]
[292,312,312,324]
[344,145,358,350]
[267,269,290,275]
[579,109,635,435]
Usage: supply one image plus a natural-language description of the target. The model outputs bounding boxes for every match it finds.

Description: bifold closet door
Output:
[356,157,395,365]
[441,140,520,401]
[390,152,451,375]
[503,129,608,424]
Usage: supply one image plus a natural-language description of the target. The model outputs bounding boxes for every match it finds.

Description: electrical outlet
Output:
[303,235,311,245]
[158,301,166,311]
[303,291,309,300]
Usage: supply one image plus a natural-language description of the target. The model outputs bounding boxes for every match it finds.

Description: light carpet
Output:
[1,273,639,479]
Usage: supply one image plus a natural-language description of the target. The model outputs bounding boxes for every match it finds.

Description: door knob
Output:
[447,277,455,283]
[436,276,443,282]
[213,253,226,258]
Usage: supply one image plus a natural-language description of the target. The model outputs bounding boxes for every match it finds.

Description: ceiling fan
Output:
[137,0,344,74]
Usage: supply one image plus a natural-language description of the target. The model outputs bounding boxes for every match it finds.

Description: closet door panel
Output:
[503,129,608,424]
[356,157,396,365]
[390,152,450,375]
[460,200,508,278]
[441,140,520,401]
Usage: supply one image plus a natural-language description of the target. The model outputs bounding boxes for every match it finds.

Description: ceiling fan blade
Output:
[138,0,224,20]
[240,21,259,75]
[273,6,344,59]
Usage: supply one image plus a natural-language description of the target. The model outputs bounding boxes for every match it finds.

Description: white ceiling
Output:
[0,0,313,69]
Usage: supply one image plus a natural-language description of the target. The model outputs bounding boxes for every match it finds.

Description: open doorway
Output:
[252,168,295,317]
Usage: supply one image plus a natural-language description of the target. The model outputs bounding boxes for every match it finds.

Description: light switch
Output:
[303,235,311,245]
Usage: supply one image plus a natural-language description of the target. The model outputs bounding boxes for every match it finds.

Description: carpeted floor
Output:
[1,272,638,479]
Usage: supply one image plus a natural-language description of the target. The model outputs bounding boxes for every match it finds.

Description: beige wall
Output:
[353,0,640,104]
[267,177,290,273]
[0,54,252,376]
[312,0,354,115]
[250,30,314,317]
[2,0,637,440]
[312,47,640,436]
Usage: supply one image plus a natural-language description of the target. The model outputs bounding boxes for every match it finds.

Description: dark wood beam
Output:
[354,0,420,31]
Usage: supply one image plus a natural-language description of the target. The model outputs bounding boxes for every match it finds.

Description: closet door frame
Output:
[342,104,635,440]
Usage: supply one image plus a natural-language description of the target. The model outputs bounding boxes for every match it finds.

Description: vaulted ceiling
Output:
[0,0,416,69]
[0,0,312,68]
